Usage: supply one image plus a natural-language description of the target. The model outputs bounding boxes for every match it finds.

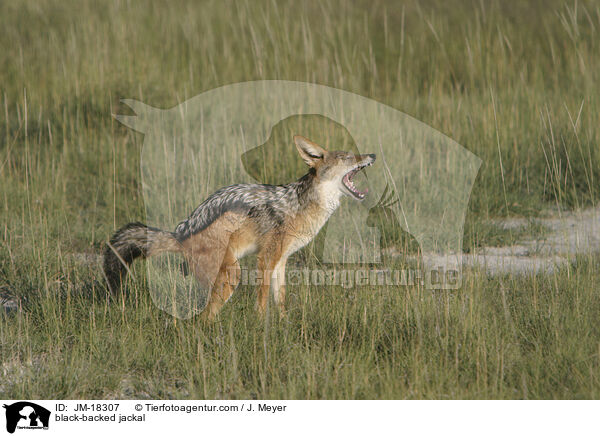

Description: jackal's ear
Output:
[294,135,325,167]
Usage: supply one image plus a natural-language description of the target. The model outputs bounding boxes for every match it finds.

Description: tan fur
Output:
[178,212,254,320]
[189,138,373,321]
[188,197,339,320]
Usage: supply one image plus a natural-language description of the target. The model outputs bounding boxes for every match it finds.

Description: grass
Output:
[1,0,600,398]
[2,257,600,399]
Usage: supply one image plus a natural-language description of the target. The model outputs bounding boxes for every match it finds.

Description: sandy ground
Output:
[463,206,600,275]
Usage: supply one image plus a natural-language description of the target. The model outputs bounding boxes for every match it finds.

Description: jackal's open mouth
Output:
[342,160,373,200]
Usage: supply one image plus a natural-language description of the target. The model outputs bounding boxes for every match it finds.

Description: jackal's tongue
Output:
[343,168,368,199]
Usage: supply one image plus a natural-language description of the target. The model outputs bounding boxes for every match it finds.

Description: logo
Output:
[3,402,50,434]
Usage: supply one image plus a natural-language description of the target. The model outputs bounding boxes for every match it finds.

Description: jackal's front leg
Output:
[272,257,288,316]
[256,253,272,316]
[256,249,288,317]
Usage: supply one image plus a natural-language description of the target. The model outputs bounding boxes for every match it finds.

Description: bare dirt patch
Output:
[465,206,600,275]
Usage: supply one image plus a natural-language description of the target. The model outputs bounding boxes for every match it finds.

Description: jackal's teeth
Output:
[342,166,368,199]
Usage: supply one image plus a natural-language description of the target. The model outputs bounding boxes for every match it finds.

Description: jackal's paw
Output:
[255,303,267,318]
[200,308,218,323]
[277,306,287,320]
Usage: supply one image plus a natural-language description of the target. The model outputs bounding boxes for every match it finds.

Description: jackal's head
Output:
[294,135,376,201]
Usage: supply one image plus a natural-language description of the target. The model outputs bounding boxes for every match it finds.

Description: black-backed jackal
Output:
[103,135,375,320]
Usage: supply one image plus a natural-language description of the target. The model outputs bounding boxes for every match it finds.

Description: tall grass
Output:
[1,0,600,398]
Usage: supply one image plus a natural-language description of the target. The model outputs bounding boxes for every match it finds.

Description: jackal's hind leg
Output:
[201,250,240,322]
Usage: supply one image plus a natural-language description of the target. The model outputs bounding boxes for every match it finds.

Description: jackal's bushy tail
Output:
[103,222,181,293]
